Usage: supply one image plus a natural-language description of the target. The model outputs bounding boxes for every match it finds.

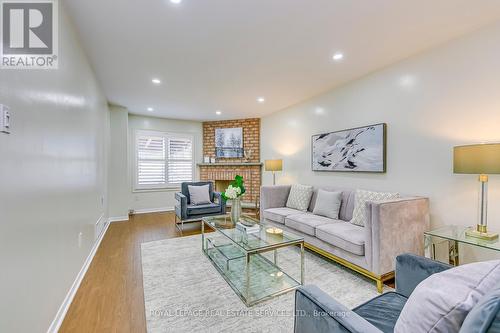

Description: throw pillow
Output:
[459,285,500,333]
[350,189,399,227]
[312,190,342,219]
[188,184,211,205]
[286,184,313,211]
[394,260,500,333]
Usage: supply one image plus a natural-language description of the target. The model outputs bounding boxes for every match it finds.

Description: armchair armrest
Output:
[260,185,291,222]
[213,191,226,214]
[395,253,451,298]
[364,197,430,276]
[295,286,382,333]
[175,192,187,220]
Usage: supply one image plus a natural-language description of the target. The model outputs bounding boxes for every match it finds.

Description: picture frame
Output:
[215,127,244,158]
[311,123,387,173]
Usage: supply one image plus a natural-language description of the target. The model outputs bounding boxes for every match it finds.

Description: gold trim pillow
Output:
[350,189,399,227]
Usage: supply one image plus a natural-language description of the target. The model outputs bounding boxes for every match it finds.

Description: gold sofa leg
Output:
[376,279,383,293]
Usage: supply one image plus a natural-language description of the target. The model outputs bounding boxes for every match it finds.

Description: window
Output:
[135,131,194,189]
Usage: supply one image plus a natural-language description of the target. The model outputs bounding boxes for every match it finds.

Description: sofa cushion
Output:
[395,260,500,333]
[187,203,220,216]
[316,222,365,255]
[286,184,314,211]
[351,189,400,227]
[354,292,408,333]
[263,207,303,224]
[284,213,339,236]
[309,188,356,222]
[460,285,500,333]
[340,190,356,221]
[312,189,342,219]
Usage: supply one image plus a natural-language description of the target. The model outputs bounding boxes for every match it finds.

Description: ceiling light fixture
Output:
[170,0,182,4]
[332,52,344,61]
[147,107,154,112]
[215,110,222,115]
[257,97,265,103]
[152,78,161,85]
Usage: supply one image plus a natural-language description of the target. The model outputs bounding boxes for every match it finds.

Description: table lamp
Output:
[265,159,283,185]
[454,143,500,240]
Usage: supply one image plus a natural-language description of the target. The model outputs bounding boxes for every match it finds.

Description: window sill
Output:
[133,187,180,193]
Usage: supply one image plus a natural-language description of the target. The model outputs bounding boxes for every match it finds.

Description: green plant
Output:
[221,175,246,200]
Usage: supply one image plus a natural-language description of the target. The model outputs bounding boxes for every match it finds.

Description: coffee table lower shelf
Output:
[203,242,301,307]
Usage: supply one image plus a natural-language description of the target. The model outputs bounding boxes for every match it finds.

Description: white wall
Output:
[0,4,109,332]
[108,105,130,219]
[127,114,203,213]
[262,21,500,230]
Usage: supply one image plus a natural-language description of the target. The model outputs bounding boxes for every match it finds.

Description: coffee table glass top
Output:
[201,214,305,307]
[203,214,303,252]
[424,225,500,252]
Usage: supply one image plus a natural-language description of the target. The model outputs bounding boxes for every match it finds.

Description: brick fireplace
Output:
[198,118,262,204]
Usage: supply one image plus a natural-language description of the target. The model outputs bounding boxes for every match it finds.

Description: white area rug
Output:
[141,235,382,333]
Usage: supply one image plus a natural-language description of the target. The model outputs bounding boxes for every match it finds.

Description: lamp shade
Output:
[454,144,500,174]
[265,159,283,172]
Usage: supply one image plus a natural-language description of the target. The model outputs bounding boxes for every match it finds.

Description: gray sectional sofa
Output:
[260,185,430,292]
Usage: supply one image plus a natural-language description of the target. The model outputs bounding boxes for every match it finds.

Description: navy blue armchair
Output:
[174,181,226,233]
[294,254,452,333]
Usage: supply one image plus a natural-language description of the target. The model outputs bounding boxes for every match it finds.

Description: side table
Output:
[424,225,500,266]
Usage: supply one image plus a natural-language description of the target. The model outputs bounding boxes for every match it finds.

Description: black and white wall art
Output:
[312,123,386,172]
[215,127,244,158]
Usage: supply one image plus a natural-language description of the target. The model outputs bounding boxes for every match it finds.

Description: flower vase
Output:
[230,197,242,224]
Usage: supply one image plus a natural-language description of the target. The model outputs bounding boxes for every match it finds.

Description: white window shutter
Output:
[135,132,194,189]
[137,135,166,187]
[168,138,193,184]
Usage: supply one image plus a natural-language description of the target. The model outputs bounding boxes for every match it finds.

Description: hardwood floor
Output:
[60,211,394,332]
[59,212,203,333]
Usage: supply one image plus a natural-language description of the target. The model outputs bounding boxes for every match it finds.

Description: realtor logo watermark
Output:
[1,0,58,69]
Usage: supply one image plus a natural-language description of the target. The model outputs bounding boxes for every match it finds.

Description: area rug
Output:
[141,235,383,333]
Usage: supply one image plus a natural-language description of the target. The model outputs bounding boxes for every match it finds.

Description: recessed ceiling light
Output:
[152,78,161,85]
[315,107,325,115]
[399,74,416,87]
[147,107,154,112]
[257,97,265,103]
[332,52,344,61]
[170,0,182,4]
[215,110,222,115]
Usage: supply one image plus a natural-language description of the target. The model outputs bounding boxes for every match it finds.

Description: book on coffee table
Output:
[236,222,260,234]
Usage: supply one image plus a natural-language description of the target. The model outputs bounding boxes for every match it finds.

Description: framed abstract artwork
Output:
[312,123,387,172]
[215,127,244,158]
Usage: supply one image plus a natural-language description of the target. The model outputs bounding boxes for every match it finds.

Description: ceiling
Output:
[65,0,500,121]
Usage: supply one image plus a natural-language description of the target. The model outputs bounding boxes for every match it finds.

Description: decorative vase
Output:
[230,197,242,224]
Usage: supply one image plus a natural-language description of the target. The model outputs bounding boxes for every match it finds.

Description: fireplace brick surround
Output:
[199,118,262,204]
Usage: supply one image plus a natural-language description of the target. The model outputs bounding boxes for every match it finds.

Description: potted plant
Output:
[222,175,246,223]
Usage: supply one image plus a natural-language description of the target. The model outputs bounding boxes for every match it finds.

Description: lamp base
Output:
[465,228,499,241]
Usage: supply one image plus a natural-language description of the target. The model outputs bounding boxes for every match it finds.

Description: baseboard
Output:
[132,206,174,214]
[47,214,110,333]
[108,215,129,223]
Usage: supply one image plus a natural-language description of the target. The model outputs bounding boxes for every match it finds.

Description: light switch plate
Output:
[0,104,10,134]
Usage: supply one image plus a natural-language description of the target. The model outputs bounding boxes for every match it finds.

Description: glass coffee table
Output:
[202,214,304,307]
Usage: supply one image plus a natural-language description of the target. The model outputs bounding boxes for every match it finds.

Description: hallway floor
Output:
[60,212,203,333]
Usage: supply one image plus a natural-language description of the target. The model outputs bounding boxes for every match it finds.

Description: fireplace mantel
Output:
[197,162,263,167]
